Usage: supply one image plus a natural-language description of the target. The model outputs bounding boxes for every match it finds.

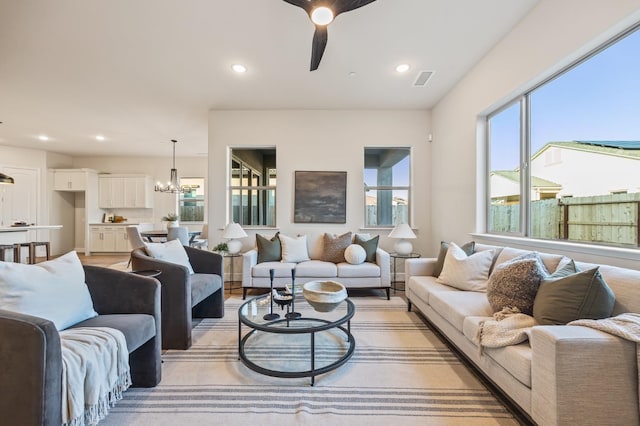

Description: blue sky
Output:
[491,27,640,171]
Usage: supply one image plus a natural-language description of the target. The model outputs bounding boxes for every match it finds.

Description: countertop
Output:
[89,222,138,226]
[0,225,63,232]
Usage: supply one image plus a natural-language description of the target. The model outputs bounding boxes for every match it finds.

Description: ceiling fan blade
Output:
[281,0,313,13]
[333,0,377,16]
[310,25,328,71]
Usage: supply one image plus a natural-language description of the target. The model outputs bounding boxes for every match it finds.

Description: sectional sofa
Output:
[406,243,640,426]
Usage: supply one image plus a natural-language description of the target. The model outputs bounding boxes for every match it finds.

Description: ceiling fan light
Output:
[396,64,411,73]
[311,7,334,25]
[231,64,247,73]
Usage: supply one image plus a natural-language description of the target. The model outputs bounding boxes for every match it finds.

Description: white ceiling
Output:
[0,0,538,158]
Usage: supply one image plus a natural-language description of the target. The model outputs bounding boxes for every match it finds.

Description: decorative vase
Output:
[167,220,179,228]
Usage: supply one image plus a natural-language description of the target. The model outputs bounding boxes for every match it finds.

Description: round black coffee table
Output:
[238,295,355,386]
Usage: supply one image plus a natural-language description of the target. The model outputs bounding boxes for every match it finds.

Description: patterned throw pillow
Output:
[486,252,548,315]
[256,233,281,263]
[433,241,475,277]
[354,234,379,263]
[322,232,352,263]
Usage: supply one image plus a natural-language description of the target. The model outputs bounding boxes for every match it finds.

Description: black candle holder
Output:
[285,268,301,320]
[263,268,280,321]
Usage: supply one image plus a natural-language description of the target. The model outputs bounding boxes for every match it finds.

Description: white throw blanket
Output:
[569,313,640,414]
[60,327,131,426]
[474,307,537,353]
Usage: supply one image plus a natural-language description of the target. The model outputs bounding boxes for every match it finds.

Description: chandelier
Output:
[154,139,198,194]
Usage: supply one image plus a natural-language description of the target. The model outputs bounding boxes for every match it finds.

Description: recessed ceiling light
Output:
[96,135,105,141]
[348,72,357,77]
[311,6,334,25]
[231,64,247,73]
[395,64,411,73]
[38,135,49,141]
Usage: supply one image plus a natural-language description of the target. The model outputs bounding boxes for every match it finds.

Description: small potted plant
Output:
[212,242,228,253]
[162,213,180,228]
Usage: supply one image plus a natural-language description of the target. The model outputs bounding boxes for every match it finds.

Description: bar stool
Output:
[18,241,51,264]
[0,244,20,262]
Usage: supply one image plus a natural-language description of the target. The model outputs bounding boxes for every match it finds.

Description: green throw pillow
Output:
[533,266,616,325]
[256,232,281,263]
[433,241,475,277]
[354,234,379,263]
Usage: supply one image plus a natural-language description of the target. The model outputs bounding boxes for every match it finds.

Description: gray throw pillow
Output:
[256,233,281,263]
[354,234,379,263]
[533,266,616,325]
[433,241,475,277]
[322,232,352,263]
[486,252,548,315]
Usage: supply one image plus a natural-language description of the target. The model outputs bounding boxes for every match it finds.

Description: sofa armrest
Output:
[405,258,437,280]
[375,248,390,287]
[242,249,258,287]
[185,246,223,276]
[530,325,638,426]
[0,309,63,426]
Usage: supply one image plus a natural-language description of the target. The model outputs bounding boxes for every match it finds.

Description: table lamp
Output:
[388,223,416,255]
[223,222,247,254]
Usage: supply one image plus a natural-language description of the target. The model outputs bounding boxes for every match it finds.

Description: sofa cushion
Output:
[533,266,615,325]
[433,241,475,277]
[71,313,155,353]
[337,262,380,278]
[344,244,366,264]
[256,233,281,263]
[407,276,457,306]
[462,316,532,387]
[146,239,194,274]
[429,291,493,331]
[295,260,337,278]
[0,251,98,331]
[322,232,352,263]
[191,273,222,306]
[252,261,297,278]
[280,234,310,263]
[354,234,379,263]
[436,242,495,291]
[486,253,547,315]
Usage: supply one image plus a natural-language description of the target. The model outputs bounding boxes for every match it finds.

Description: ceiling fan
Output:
[282,0,378,71]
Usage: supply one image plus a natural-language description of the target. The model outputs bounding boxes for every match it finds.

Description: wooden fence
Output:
[490,193,640,247]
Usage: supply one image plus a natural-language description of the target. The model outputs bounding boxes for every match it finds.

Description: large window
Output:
[364,147,411,227]
[179,177,205,222]
[487,26,640,248]
[230,148,276,227]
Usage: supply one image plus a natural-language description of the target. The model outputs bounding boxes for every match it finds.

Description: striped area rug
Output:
[102,296,519,426]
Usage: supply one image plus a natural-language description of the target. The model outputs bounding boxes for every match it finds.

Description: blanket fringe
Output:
[64,372,132,426]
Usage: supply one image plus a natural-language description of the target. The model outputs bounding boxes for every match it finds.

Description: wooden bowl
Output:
[302,280,347,312]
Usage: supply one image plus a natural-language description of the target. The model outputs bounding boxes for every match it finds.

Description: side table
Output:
[220,252,243,294]
[389,252,421,292]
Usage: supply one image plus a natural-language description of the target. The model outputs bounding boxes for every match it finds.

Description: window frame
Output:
[178,176,206,224]
[484,23,640,249]
[229,150,276,228]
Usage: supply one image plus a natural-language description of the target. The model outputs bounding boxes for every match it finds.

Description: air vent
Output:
[414,70,434,87]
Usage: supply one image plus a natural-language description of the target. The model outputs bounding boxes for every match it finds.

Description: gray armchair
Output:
[0,265,162,426]
[131,245,224,349]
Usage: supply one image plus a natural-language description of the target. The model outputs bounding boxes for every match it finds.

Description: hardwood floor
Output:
[77,253,129,266]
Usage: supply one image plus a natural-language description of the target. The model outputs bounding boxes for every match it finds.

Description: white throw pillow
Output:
[0,251,98,330]
[279,234,310,263]
[436,242,495,291]
[146,239,194,274]
[344,244,366,265]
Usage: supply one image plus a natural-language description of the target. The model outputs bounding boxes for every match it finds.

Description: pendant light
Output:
[0,172,15,185]
[155,139,184,194]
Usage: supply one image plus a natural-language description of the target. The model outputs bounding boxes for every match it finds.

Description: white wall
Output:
[208,110,432,255]
[431,0,640,268]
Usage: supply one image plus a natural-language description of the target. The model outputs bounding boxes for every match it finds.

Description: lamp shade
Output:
[388,223,416,239]
[222,222,248,239]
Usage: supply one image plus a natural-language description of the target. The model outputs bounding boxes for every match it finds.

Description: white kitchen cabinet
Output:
[99,175,153,208]
[52,169,94,191]
[90,225,129,253]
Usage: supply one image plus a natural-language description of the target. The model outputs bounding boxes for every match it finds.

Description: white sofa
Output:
[406,243,640,426]
[242,233,391,299]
